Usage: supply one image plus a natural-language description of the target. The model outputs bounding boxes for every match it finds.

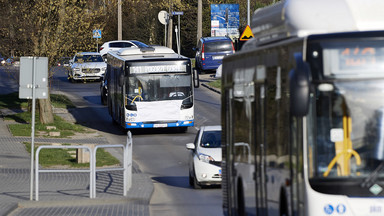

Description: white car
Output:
[186,125,222,189]
[99,40,148,58]
[69,52,106,82]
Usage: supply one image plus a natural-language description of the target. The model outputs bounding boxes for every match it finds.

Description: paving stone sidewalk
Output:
[0,110,153,216]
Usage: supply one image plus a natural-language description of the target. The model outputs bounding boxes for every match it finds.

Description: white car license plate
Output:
[213,55,224,60]
[154,124,167,128]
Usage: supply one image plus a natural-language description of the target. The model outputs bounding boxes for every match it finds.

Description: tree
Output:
[2,0,110,124]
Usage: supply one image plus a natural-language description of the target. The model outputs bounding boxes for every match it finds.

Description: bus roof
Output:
[110,46,185,61]
[251,0,384,46]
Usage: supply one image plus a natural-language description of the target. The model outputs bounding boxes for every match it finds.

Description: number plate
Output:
[154,124,167,128]
[213,55,224,60]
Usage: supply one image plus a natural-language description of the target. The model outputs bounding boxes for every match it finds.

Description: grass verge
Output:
[0,92,75,110]
[25,142,120,168]
[7,112,87,137]
[208,79,221,89]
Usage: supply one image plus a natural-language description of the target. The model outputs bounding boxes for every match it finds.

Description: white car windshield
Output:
[74,55,103,63]
[201,131,221,148]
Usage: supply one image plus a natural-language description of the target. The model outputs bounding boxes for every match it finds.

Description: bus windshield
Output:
[308,40,384,181]
[126,73,192,104]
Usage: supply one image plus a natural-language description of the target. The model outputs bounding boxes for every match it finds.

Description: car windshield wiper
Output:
[360,160,384,188]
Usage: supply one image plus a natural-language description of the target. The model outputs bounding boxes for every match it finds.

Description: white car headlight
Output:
[73,68,81,72]
[198,153,214,163]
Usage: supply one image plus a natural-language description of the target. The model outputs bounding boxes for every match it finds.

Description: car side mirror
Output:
[186,143,195,150]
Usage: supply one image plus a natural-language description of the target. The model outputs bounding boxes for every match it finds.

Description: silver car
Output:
[69,52,106,82]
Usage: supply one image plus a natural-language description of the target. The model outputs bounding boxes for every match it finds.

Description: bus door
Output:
[232,66,257,215]
[255,65,268,214]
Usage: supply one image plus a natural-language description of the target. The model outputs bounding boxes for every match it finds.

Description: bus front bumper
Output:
[125,120,194,129]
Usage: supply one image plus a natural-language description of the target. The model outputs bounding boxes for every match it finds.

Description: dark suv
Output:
[195,37,234,73]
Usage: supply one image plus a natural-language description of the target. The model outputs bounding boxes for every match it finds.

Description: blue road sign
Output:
[172,11,184,16]
[93,29,102,39]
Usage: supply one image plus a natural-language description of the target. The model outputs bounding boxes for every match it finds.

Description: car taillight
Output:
[202,44,205,61]
[99,47,104,52]
[231,42,235,53]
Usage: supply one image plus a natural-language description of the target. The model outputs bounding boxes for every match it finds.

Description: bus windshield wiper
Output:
[360,160,384,188]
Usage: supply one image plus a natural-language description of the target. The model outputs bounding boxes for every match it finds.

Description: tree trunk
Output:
[39,95,54,124]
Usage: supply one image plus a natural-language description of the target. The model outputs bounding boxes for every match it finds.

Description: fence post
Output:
[125,131,133,195]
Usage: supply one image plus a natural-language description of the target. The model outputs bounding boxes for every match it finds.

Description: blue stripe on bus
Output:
[125,120,194,129]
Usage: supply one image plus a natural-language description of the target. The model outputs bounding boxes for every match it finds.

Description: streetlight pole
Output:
[247,0,250,26]
[118,0,122,40]
[197,0,202,44]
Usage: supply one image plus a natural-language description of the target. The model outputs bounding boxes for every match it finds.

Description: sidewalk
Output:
[0,109,153,216]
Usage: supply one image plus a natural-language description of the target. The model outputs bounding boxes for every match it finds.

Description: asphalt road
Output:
[47,66,223,216]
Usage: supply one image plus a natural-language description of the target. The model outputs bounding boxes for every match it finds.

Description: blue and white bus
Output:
[221,0,384,215]
[106,46,199,132]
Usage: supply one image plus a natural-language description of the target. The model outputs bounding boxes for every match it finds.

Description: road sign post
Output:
[93,29,102,52]
[19,57,48,200]
[158,11,169,46]
[172,11,183,54]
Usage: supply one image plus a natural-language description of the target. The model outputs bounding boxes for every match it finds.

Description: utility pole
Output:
[118,0,122,40]
[247,0,250,26]
[197,0,202,44]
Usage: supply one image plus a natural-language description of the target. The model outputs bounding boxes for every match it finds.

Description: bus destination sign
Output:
[129,65,187,74]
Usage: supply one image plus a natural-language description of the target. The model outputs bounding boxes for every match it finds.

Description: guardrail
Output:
[35,131,133,201]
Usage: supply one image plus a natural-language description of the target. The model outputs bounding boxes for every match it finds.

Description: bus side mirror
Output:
[193,68,200,88]
[290,53,310,117]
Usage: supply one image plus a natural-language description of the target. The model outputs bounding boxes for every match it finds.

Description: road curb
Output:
[201,83,221,94]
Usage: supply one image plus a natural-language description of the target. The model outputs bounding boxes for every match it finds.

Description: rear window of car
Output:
[204,41,232,53]
[109,42,135,48]
[201,130,221,148]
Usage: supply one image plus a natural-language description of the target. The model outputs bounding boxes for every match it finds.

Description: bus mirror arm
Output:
[289,53,310,117]
[118,74,124,87]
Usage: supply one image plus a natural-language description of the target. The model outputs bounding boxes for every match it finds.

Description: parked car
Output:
[99,40,149,58]
[194,36,235,73]
[57,57,71,67]
[100,70,108,105]
[68,52,106,82]
[0,54,5,66]
[186,125,222,189]
[57,57,71,73]
[5,57,15,66]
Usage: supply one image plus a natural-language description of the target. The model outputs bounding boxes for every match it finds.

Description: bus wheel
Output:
[280,190,288,216]
[179,127,188,133]
[237,181,245,216]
